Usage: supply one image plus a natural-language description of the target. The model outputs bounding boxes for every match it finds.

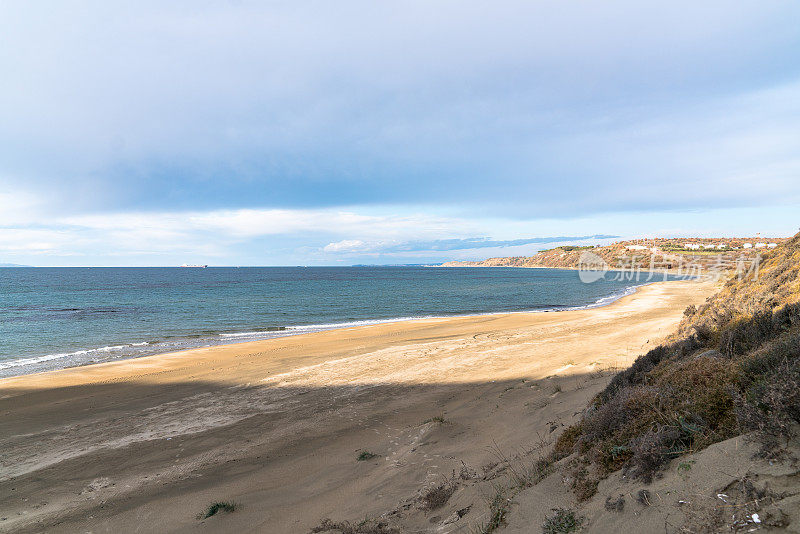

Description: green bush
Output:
[199,501,236,519]
[357,451,378,461]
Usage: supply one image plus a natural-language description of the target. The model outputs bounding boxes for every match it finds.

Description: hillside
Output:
[674,235,800,338]
[441,237,788,275]
[538,231,800,532]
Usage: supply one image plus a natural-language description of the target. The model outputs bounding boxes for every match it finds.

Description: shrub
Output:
[625,422,694,482]
[199,501,236,519]
[476,488,510,534]
[569,465,599,501]
[604,495,625,512]
[310,518,399,534]
[599,341,695,402]
[650,357,738,437]
[737,332,800,387]
[574,355,739,482]
[422,415,447,424]
[357,451,378,461]
[736,351,800,458]
[552,423,582,460]
[719,311,776,356]
[558,303,799,492]
[542,508,585,533]
[536,235,800,499]
[581,386,656,444]
[419,480,456,510]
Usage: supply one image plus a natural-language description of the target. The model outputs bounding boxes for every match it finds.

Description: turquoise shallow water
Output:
[0,266,677,377]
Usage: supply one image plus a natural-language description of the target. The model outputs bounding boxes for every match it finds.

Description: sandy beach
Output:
[0,279,716,533]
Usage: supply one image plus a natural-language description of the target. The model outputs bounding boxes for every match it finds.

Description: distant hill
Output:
[0,263,30,267]
[350,263,441,267]
[441,237,788,273]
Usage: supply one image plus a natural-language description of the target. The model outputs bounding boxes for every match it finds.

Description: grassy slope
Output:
[552,231,800,500]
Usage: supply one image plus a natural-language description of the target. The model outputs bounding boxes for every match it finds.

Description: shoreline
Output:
[0,279,689,389]
[0,276,666,380]
[0,278,717,533]
[0,278,705,391]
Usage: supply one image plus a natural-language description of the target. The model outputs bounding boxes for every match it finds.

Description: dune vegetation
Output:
[553,231,800,501]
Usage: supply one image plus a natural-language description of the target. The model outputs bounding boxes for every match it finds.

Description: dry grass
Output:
[735,338,800,458]
[310,518,399,534]
[553,232,800,494]
[474,486,511,534]
[419,479,457,511]
[542,508,585,533]
[604,494,625,512]
[421,415,448,425]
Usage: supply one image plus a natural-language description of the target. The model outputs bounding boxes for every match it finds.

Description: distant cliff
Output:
[441,237,788,272]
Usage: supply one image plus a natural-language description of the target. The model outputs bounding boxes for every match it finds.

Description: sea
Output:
[0,266,680,377]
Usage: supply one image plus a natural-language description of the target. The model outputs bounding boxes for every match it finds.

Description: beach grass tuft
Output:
[311,517,399,533]
[422,415,448,425]
[542,508,585,533]
[199,501,236,519]
[473,486,511,534]
[420,479,457,510]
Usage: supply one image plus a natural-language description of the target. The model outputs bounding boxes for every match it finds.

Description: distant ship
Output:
[180,264,208,268]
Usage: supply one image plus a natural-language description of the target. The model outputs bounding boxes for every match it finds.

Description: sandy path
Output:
[0,279,715,533]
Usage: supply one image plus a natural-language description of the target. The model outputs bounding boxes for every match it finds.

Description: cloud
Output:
[0,190,45,226]
[0,1,798,219]
[0,2,798,265]
[322,235,618,254]
[63,208,468,242]
[49,209,615,258]
[0,228,70,254]
[0,201,617,263]
[0,206,479,260]
[1,201,798,265]
[323,240,371,253]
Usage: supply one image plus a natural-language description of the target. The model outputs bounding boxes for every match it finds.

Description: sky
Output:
[1,1,799,266]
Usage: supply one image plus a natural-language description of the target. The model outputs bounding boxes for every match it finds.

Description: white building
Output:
[767,243,778,248]
[626,245,648,251]
[684,243,701,250]
[743,243,753,249]
[755,242,767,248]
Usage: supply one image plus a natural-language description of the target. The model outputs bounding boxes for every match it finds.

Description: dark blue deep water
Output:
[0,267,674,377]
